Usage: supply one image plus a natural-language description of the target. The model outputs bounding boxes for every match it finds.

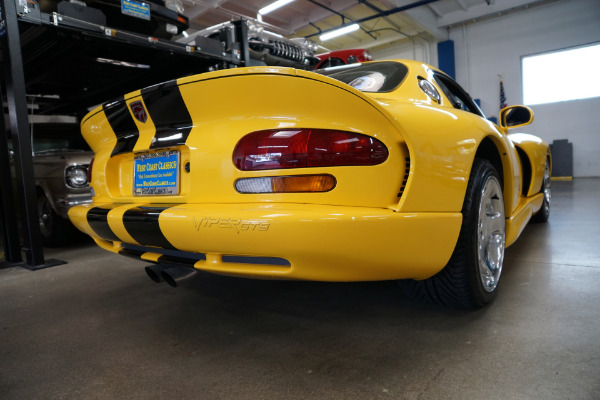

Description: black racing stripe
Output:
[141,80,193,149]
[121,243,205,264]
[103,97,140,156]
[158,253,206,267]
[122,206,175,249]
[87,206,121,242]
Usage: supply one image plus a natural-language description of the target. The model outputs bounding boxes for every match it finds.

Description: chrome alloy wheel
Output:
[477,175,505,293]
[543,161,551,205]
[38,196,54,238]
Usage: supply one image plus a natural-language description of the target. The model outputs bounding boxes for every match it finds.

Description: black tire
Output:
[37,194,76,247]
[531,158,551,223]
[400,159,506,308]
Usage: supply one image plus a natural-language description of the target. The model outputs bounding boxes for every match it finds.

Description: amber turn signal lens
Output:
[235,175,336,194]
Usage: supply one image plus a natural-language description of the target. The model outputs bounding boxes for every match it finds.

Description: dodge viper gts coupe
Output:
[69,60,551,308]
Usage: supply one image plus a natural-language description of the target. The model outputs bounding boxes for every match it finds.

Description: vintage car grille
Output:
[268,40,304,62]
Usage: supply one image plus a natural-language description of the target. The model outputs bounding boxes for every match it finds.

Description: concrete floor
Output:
[1,179,599,399]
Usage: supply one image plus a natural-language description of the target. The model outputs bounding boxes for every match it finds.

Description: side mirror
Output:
[500,105,534,129]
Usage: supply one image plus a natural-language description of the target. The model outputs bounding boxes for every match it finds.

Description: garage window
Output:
[522,43,600,105]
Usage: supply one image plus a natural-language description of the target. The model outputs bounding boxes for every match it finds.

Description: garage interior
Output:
[1,0,599,398]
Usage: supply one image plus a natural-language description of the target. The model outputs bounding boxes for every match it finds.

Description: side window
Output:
[434,73,484,117]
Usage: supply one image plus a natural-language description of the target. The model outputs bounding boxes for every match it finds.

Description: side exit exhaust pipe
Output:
[161,266,198,287]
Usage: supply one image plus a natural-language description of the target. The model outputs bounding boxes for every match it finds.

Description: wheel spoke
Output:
[488,213,504,235]
[544,162,552,204]
[477,175,505,293]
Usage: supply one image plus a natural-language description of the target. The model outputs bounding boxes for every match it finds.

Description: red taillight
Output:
[233,129,388,171]
[87,157,94,183]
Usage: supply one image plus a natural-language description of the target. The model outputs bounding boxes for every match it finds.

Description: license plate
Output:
[133,150,179,196]
[121,0,151,21]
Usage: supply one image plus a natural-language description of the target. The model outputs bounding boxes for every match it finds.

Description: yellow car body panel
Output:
[69,60,549,282]
[69,202,461,281]
[85,72,407,209]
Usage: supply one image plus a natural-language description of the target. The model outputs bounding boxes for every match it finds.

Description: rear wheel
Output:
[401,159,506,308]
[531,158,551,223]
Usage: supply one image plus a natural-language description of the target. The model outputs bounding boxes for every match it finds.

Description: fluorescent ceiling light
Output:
[319,24,360,41]
[259,0,295,15]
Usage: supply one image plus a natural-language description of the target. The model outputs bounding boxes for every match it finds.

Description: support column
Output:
[1,0,63,269]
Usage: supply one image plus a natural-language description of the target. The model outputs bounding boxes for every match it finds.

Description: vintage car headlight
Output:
[65,165,89,188]
[165,0,184,14]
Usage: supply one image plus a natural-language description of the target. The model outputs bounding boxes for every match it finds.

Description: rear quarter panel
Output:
[370,61,523,217]
[373,96,519,215]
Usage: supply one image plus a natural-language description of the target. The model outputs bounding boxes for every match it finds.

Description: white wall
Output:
[448,0,600,177]
[371,36,437,66]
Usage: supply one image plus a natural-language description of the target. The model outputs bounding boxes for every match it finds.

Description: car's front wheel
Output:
[401,159,506,308]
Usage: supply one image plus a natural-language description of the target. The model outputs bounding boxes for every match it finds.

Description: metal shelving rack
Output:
[0,0,249,269]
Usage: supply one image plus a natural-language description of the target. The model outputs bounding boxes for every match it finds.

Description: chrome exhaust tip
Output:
[145,264,166,283]
[161,266,197,288]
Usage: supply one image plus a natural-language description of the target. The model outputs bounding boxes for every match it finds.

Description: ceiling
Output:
[5,0,552,116]
[180,0,551,53]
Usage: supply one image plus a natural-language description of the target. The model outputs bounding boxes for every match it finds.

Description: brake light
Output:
[233,129,388,171]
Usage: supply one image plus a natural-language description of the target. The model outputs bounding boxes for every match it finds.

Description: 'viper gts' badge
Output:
[129,100,148,123]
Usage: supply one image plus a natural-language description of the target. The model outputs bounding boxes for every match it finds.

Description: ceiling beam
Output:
[182,0,230,21]
[303,0,441,38]
[438,0,552,27]
[455,0,469,11]
[287,0,357,33]
[378,0,445,40]
[428,3,443,17]
[362,33,413,49]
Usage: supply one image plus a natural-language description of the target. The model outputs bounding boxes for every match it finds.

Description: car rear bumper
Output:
[69,202,462,281]
[53,192,93,218]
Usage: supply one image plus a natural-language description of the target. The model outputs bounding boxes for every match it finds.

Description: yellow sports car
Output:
[69,60,551,308]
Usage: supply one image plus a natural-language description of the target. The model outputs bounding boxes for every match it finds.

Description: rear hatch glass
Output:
[317,61,408,93]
